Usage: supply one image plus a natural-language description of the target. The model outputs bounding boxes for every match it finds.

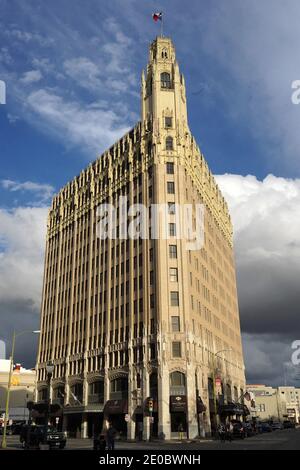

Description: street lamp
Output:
[211,348,232,434]
[1,329,40,449]
[43,360,54,446]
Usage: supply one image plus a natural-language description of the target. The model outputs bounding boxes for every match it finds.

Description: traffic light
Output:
[148,399,153,413]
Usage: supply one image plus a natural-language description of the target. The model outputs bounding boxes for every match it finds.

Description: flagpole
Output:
[161,13,164,37]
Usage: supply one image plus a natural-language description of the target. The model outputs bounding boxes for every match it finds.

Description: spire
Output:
[141,37,189,135]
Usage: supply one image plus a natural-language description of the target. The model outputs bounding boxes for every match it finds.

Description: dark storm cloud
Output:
[0,298,40,367]
[217,174,300,386]
[237,257,300,336]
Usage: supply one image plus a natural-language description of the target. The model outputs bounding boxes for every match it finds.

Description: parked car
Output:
[231,421,246,439]
[20,425,67,449]
[0,425,13,435]
[260,422,272,433]
[243,422,256,437]
[283,420,296,429]
[271,422,283,430]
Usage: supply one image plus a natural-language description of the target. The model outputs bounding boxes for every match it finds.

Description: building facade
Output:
[36,36,246,439]
[0,360,36,423]
[247,384,300,423]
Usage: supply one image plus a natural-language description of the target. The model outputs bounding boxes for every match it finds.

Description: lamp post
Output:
[1,330,40,449]
[211,348,232,434]
[43,360,54,446]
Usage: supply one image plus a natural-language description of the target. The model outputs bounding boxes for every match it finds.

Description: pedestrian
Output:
[226,422,233,442]
[178,423,184,440]
[98,434,106,451]
[137,421,143,441]
[218,423,226,442]
[106,423,117,451]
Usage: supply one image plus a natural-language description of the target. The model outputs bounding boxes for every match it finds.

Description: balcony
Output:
[88,394,104,405]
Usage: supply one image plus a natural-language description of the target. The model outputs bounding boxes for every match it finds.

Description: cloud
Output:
[0,208,46,319]
[25,88,133,155]
[0,13,138,157]
[1,179,54,203]
[243,334,300,386]
[20,69,42,84]
[3,27,54,47]
[191,0,300,173]
[216,173,300,385]
[0,206,47,364]
[63,57,103,91]
[0,47,13,65]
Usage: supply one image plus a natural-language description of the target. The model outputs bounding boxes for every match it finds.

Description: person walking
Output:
[106,423,117,451]
[178,422,184,440]
[218,423,226,442]
[226,421,233,442]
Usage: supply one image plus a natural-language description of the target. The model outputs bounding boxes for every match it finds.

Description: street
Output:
[3,427,300,450]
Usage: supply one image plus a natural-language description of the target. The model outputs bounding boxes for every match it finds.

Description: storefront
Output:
[103,399,128,438]
[169,395,187,436]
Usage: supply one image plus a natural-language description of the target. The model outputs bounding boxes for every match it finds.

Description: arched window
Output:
[150,372,158,399]
[170,371,186,395]
[170,371,185,387]
[161,72,171,89]
[161,48,168,59]
[226,383,232,402]
[110,376,128,399]
[166,136,173,150]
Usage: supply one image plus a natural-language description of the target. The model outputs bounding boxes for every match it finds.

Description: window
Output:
[166,136,173,150]
[170,371,186,387]
[169,223,176,237]
[165,117,172,128]
[170,291,179,306]
[167,181,175,194]
[172,341,182,357]
[169,267,178,282]
[258,404,266,412]
[166,162,174,174]
[171,316,180,332]
[168,202,176,214]
[169,245,177,258]
[161,72,171,89]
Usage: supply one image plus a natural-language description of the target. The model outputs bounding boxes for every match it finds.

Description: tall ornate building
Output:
[36,36,246,439]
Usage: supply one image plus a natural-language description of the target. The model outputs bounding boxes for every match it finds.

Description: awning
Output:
[218,402,246,416]
[170,395,187,412]
[103,399,128,415]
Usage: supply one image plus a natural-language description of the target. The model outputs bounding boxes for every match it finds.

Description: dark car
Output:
[283,420,295,429]
[20,425,66,449]
[232,421,246,439]
[0,425,13,435]
[271,422,283,431]
[243,422,255,437]
[260,422,272,433]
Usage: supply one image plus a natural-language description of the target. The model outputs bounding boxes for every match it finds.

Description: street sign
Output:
[125,414,130,422]
[150,417,154,424]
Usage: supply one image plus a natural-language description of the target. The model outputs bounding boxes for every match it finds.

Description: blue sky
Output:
[1,0,299,207]
[1,0,300,385]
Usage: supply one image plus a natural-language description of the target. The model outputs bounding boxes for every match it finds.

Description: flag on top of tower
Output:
[152,12,163,22]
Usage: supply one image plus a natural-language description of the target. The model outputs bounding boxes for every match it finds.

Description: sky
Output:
[0,0,300,387]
